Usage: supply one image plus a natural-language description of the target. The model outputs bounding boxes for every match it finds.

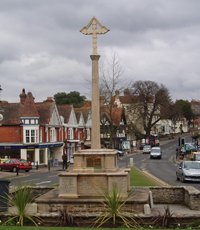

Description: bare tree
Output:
[100,53,123,103]
[130,80,172,136]
[100,53,124,148]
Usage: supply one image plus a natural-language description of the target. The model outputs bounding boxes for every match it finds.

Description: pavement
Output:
[0,164,63,179]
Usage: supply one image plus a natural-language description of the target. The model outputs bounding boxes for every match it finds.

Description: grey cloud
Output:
[0,0,200,103]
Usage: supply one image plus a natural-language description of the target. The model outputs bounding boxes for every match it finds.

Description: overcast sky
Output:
[0,0,200,103]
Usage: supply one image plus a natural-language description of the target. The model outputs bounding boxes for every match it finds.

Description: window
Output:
[86,128,90,140]
[25,129,38,143]
[68,128,74,140]
[50,128,57,142]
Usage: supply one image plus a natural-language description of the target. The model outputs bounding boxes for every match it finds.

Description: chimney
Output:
[124,88,130,96]
[45,97,54,102]
[19,88,27,104]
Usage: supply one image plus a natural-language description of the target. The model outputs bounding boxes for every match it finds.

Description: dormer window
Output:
[21,118,39,125]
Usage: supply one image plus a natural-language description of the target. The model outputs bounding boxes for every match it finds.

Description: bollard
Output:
[130,158,134,167]
[16,165,19,176]
[48,160,51,171]
[36,161,39,170]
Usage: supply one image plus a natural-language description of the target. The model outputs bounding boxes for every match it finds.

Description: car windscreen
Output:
[184,162,200,169]
[152,149,160,153]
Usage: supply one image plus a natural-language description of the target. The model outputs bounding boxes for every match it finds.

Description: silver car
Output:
[143,145,151,154]
[150,147,162,159]
[176,161,200,182]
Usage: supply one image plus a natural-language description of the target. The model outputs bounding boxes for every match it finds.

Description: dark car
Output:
[0,159,32,172]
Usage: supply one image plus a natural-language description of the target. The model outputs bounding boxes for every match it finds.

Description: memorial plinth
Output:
[58,149,131,198]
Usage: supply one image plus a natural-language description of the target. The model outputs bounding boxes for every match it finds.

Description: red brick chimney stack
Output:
[19,88,27,104]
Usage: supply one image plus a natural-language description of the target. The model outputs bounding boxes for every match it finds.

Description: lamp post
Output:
[0,85,3,122]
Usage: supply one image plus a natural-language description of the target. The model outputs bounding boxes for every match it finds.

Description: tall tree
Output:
[130,80,172,136]
[100,53,124,148]
[54,91,86,108]
[175,99,194,124]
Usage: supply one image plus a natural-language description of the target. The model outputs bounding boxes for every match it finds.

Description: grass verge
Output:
[130,166,161,186]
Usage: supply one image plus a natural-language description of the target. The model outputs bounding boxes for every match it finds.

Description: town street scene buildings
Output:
[0,87,194,166]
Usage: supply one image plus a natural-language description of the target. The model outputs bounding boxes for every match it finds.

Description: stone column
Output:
[20,149,27,160]
[90,54,101,149]
[35,148,40,164]
[80,17,109,150]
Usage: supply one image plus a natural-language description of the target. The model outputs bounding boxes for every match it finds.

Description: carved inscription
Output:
[86,156,101,168]
[60,177,76,194]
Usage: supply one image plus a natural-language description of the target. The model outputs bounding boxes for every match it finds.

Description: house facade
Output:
[0,89,64,165]
[0,89,93,165]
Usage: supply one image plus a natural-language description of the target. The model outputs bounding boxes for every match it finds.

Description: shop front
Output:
[0,142,63,166]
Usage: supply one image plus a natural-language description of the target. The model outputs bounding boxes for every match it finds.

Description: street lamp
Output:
[0,85,3,122]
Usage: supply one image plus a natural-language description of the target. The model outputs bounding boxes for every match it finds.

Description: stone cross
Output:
[80,17,109,149]
[80,16,109,55]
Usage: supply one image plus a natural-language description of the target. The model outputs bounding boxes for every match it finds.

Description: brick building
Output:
[0,89,63,165]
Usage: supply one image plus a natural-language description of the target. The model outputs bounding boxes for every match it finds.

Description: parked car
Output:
[116,150,125,157]
[150,147,162,159]
[143,145,151,154]
[0,159,32,172]
[176,161,200,182]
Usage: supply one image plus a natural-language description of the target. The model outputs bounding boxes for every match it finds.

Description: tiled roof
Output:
[100,105,124,125]
[74,107,91,123]
[0,102,22,125]
[74,109,81,123]
[20,92,39,117]
[36,101,55,125]
[0,89,58,126]
[57,104,73,123]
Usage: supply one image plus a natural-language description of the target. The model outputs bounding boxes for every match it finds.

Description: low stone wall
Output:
[150,186,200,210]
[184,186,200,210]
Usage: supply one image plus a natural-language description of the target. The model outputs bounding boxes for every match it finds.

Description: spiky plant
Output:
[151,205,174,228]
[57,209,74,226]
[3,185,41,226]
[93,184,139,228]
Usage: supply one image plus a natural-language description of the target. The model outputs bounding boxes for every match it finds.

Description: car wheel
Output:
[180,174,185,183]
[12,167,17,172]
[25,170,29,172]
[0,167,2,171]
[176,173,180,181]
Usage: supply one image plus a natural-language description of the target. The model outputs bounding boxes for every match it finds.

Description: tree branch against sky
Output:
[130,80,172,136]
[100,53,125,148]
[100,53,124,104]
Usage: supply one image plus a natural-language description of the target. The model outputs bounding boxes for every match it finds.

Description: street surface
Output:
[118,134,200,191]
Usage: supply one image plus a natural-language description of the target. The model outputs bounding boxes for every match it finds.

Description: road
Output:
[5,166,62,187]
[118,134,200,191]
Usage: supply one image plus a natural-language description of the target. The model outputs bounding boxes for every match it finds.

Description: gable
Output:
[67,107,78,127]
[78,113,85,127]
[85,110,92,128]
[49,106,62,126]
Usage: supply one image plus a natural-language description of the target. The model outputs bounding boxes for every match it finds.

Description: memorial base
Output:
[58,149,130,198]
